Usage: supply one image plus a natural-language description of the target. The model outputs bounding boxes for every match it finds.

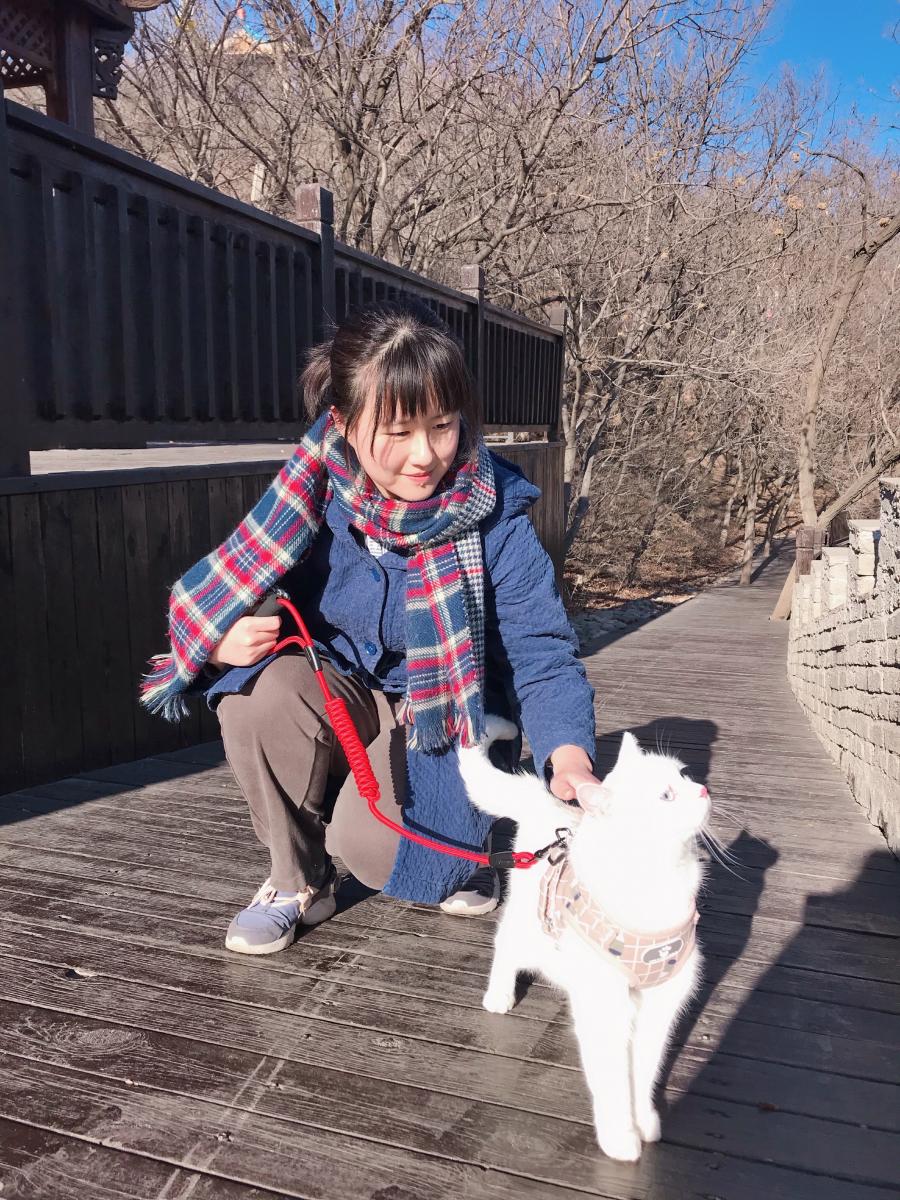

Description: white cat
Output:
[457,720,709,1162]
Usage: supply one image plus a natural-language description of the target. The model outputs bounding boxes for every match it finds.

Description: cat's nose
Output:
[699,786,709,798]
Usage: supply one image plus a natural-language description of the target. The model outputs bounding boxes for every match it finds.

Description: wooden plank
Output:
[8,494,53,786]
[66,490,111,770]
[173,207,191,421]
[0,496,23,793]
[142,482,180,756]
[0,961,891,1198]
[190,215,214,421]
[113,185,138,420]
[167,478,202,747]
[94,486,136,765]
[38,489,84,776]
[120,484,158,760]
[0,1052,602,1200]
[0,1116,288,1200]
[1,1000,896,1193]
[63,170,97,420]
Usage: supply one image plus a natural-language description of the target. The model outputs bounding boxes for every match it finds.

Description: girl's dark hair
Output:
[300,296,482,460]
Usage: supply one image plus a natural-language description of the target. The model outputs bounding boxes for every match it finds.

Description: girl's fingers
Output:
[246,616,282,632]
[245,628,281,648]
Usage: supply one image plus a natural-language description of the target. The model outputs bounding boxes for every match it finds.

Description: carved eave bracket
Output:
[1,0,168,127]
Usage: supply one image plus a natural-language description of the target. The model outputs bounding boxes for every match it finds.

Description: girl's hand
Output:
[549,744,601,803]
[208,615,282,668]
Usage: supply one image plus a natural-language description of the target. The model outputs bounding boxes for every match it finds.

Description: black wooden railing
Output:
[0,440,564,793]
[1,99,565,475]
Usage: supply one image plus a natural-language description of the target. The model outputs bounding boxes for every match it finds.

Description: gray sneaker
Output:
[225,866,338,955]
[438,865,500,916]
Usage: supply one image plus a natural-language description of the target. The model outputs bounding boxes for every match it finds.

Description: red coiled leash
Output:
[268,592,566,871]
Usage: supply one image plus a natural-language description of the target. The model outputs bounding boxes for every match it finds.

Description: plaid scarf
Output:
[140,411,496,752]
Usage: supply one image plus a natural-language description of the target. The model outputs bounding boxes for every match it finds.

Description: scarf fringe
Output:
[401,700,484,753]
[140,654,191,722]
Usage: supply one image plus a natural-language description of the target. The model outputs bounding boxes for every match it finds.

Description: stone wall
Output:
[788,478,900,853]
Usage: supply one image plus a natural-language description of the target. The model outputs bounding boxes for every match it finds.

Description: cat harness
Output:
[539,852,699,989]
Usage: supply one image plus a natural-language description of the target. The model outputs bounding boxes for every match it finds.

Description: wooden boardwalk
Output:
[0,554,897,1199]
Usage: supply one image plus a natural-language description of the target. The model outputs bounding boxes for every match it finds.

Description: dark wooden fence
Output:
[0,443,564,793]
[2,99,565,475]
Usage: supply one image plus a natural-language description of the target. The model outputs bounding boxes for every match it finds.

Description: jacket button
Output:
[364,640,377,656]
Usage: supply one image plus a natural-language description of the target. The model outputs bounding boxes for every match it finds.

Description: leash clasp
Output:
[490,826,571,871]
[535,826,572,865]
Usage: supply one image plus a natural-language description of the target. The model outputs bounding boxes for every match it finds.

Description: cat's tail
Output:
[457,715,566,822]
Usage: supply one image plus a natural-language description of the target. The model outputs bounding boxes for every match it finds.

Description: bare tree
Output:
[80,0,900,599]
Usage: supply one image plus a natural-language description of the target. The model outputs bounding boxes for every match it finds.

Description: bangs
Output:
[348,325,478,459]
[365,332,466,429]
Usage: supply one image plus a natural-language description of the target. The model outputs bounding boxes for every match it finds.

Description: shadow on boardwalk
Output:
[661,848,900,1193]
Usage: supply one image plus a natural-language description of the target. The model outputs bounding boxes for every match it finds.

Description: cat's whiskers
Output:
[698,827,747,879]
[708,804,746,831]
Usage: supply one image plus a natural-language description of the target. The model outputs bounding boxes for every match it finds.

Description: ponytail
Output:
[301,339,334,422]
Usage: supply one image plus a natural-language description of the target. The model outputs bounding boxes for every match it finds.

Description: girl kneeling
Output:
[140,299,598,954]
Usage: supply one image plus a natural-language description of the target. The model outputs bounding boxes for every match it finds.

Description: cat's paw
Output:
[597,1126,642,1163]
[482,987,516,1014]
[635,1106,661,1143]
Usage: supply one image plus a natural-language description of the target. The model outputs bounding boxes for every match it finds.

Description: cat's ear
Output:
[616,731,642,766]
[576,781,612,814]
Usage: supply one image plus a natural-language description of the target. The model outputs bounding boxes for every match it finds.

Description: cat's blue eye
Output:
[662,787,676,802]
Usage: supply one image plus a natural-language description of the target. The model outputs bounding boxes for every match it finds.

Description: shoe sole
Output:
[224,926,298,955]
[439,883,500,917]
[439,898,500,917]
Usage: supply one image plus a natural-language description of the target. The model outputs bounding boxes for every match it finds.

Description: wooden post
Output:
[795,525,824,577]
[547,299,566,441]
[459,264,485,402]
[295,184,336,340]
[0,100,29,476]
[45,5,96,135]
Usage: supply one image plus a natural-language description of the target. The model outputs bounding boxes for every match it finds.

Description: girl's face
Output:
[333,397,461,502]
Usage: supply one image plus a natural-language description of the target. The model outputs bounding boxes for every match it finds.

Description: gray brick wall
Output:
[788,478,900,853]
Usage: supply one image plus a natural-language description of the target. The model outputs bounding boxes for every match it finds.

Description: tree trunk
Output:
[719,457,743,549]
[762,477,790,557]
[739,460,760,585]
[797,212,900,525]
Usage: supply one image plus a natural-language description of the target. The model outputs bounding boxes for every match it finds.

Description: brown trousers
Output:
[217,653,407,892]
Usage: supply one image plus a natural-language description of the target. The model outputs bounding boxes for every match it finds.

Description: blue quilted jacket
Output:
[201,451,596,900]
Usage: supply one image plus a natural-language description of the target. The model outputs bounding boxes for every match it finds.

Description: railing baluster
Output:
[35,160,63,420]
[223,226,239,422]
[278,245,294,423]
[113,186,137,422]
[173,207,190,422]
[196,217,214,422]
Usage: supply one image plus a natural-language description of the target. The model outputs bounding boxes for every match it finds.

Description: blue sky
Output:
[750,0,900,150]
